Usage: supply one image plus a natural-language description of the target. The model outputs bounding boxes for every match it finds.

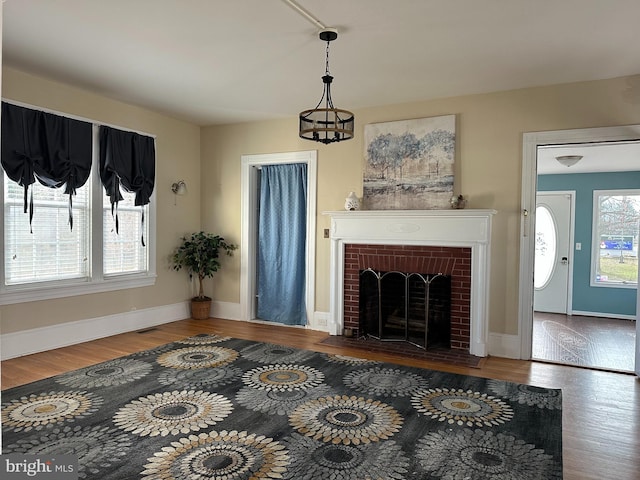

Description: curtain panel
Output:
[257,163,308,325]
[99,126,155,245]
[99,126,155,209]
[1,102,92,229]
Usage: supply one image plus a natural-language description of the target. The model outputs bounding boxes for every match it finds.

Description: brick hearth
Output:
[343,244,471,351]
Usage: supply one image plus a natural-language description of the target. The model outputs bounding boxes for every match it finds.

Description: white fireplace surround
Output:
[324,209,496,357]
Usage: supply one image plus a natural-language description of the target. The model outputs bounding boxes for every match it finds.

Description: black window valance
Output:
[1,102,92,229]
[99,125,156,244]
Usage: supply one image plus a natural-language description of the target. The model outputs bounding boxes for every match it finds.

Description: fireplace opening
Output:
[359,268,451,350]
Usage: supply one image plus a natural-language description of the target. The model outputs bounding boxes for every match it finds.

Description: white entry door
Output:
[534,192,573,314]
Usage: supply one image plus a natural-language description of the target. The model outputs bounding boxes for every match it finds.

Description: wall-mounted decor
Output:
[363,115,455,210]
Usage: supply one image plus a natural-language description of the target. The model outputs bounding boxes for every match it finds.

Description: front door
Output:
[534,192,573,314]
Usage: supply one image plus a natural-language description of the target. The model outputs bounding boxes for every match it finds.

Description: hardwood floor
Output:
[2,318,639,480]
[532,312,636,372]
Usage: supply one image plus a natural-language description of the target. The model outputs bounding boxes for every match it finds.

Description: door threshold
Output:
[531,357,634,375]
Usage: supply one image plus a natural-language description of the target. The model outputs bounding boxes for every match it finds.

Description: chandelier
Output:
[299,28,354,144]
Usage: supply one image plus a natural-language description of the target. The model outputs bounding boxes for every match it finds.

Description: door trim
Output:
[519,125,640,360]
[240,151,318,328]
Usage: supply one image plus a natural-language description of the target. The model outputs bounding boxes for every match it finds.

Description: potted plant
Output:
[172,231,237,319]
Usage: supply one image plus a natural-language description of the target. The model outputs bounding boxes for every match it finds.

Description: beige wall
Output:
[2,67,639,339]
[201,74,640,336]
[0,67,202,334]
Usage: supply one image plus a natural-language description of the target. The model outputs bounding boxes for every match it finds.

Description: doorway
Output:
[519,126,640,375]
[529,191,637,371]
[240,151,317,328]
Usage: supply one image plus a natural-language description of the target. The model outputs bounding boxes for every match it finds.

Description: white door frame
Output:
[636,222,640,376]
[518,124,640,360]
[240,151,317,328]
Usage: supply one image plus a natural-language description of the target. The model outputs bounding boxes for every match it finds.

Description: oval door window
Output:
[534,205,557,290]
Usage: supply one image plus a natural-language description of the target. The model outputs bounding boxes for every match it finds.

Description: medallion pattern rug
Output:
[1,335,563,479]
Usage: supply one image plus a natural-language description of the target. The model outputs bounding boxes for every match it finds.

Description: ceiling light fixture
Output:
[299,28,354,144]
[555,155,583,167]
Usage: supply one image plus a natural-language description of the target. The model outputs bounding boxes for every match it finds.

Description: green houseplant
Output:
[172,231,237,319]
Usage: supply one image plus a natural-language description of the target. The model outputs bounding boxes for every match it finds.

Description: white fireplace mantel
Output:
[323,209,496,357]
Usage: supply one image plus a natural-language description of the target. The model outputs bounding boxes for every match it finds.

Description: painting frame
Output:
[363,114,455,210]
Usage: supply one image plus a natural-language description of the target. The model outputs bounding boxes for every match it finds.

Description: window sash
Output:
[591,189,640,288]
[4,179,91,285]
[103,190,149,276]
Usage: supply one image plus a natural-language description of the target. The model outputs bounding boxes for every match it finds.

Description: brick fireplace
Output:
[344,244,471,350]
[324,209,496,357]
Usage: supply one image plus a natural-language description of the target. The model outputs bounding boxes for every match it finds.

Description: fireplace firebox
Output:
[359,268,451,349]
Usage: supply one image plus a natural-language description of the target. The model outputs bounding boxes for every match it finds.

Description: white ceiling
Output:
[537,142,640,175]
[3,0,640,128]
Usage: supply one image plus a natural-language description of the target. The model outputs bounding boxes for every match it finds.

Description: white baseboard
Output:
[487,332,521,359]
[0,302,190,361]
[211,302,330,333]
[211,304,524,358]
[213,304,522,358]
[1,300,525,361]
[570,310,636,321]
[211,301,242,321]
[310,311,330,332]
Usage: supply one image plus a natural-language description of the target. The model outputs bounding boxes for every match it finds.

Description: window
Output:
[4,175,90,285]
[591,190,640,288]
[1,120,156,305]
[534,205,557,290]
[103,188,149,276]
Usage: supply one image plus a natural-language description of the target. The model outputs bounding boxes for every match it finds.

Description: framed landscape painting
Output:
[363,115,455,210]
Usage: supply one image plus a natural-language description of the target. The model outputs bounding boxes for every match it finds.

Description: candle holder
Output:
[344,192,361,211]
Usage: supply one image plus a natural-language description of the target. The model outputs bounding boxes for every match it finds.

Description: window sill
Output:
[0,274,157,306]
[589,281,638,289]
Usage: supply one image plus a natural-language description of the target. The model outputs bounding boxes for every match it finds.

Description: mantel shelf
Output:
[323,209,497,218]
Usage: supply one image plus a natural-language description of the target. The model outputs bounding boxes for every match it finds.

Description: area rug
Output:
[1,335,563,479]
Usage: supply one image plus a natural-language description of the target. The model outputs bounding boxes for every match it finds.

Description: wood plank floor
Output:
[533,312,636,372]
[2,318,639,480]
